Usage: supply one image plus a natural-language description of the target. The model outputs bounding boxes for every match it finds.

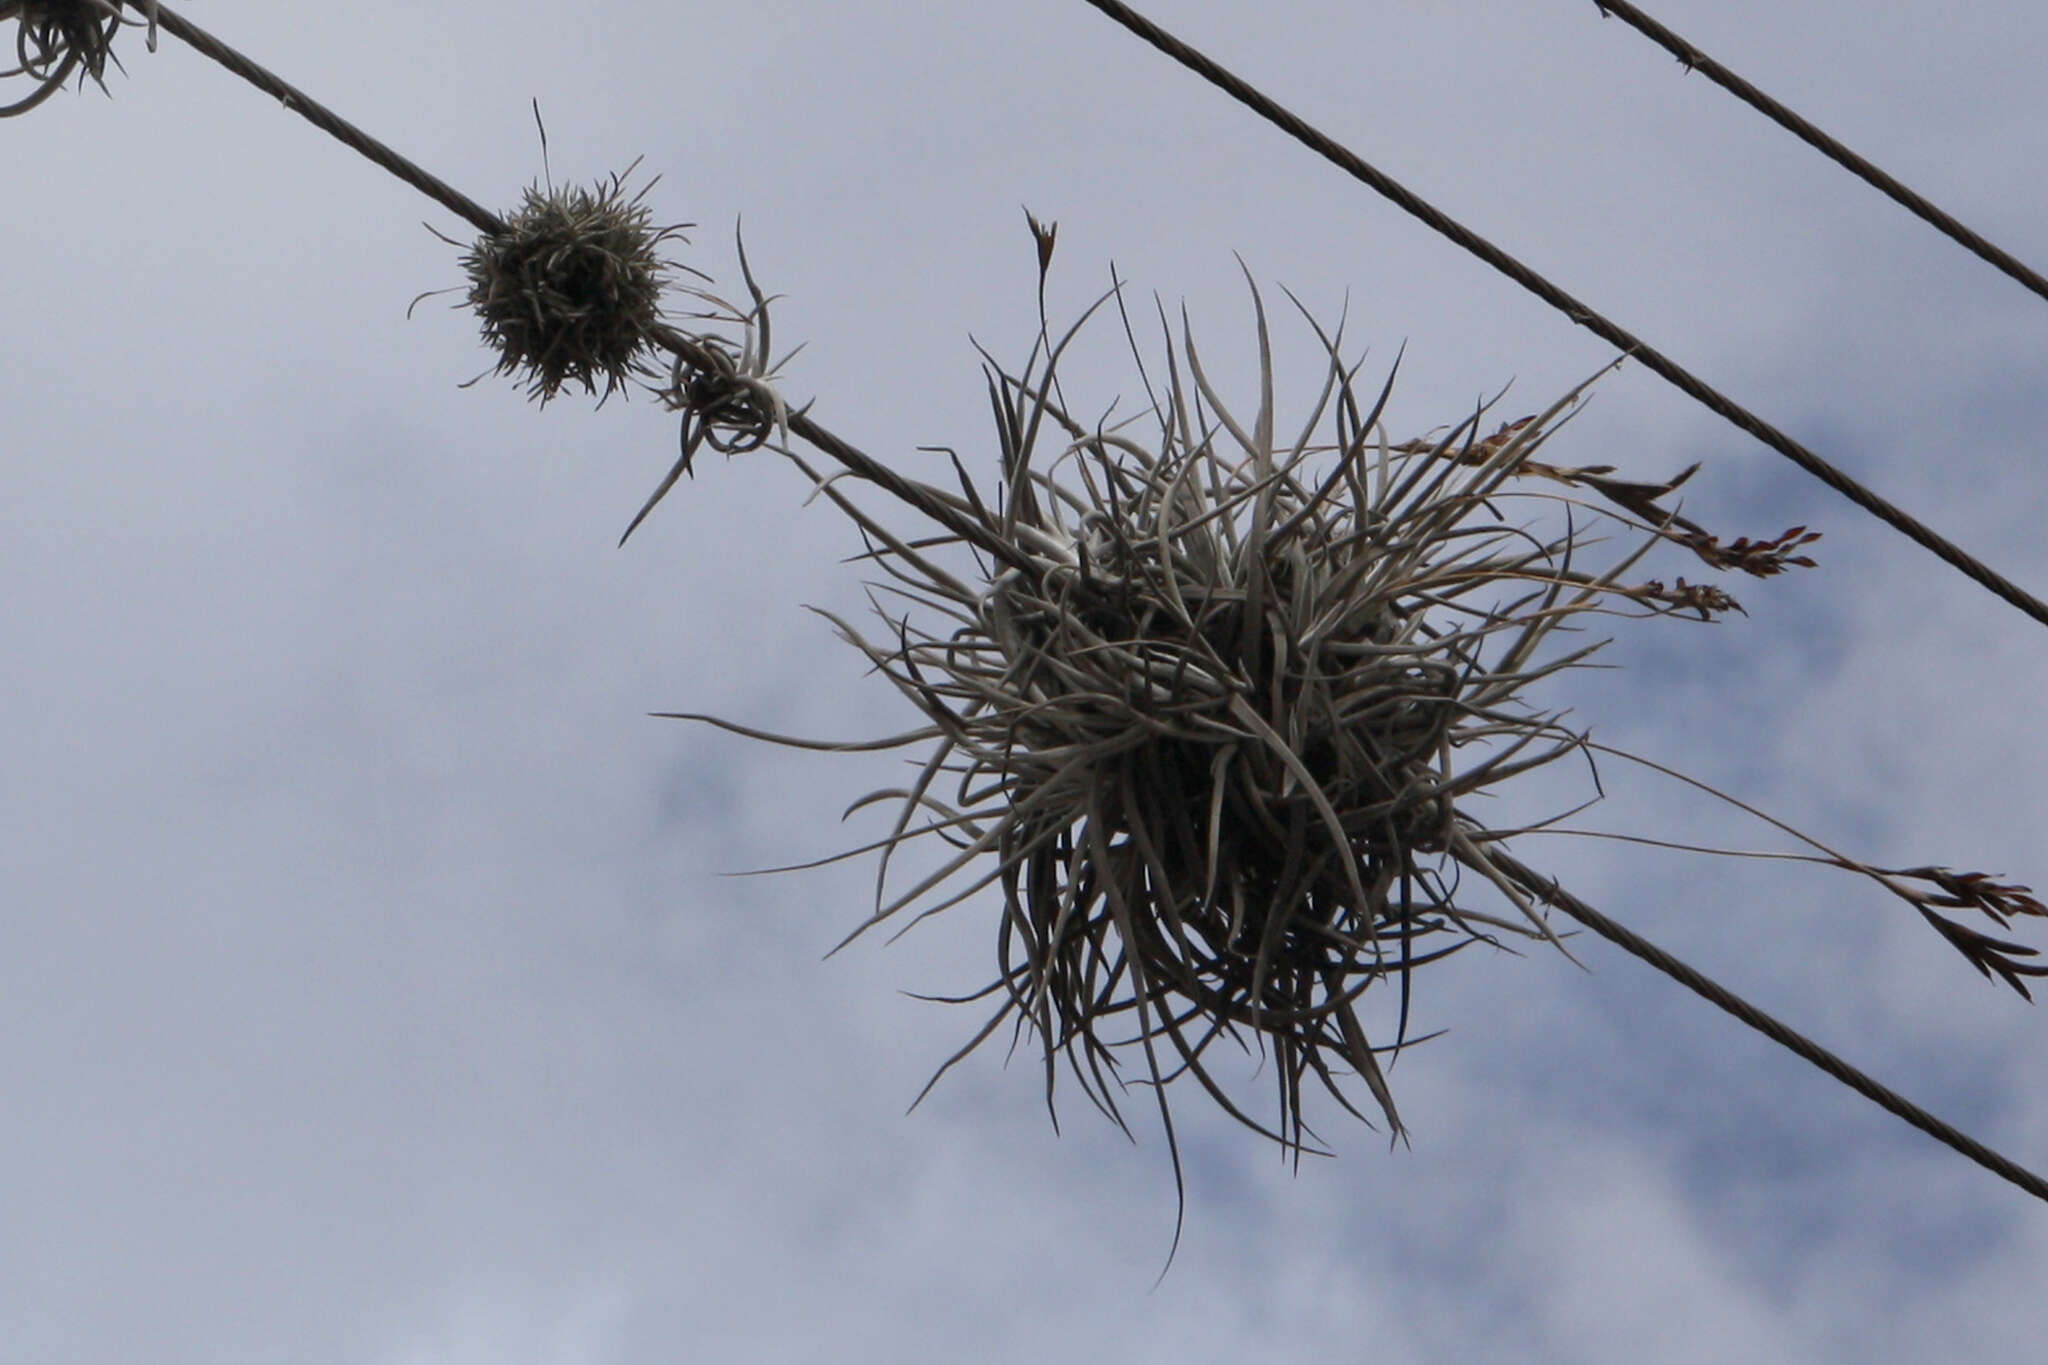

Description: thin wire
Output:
[1488,849,2048,1205]
[148,4,1026,571]
[1073,0,2048,631]
[1591,0,2048,307]
[151,6,502,235]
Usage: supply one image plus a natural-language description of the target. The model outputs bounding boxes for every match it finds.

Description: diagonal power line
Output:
[1488,849,2048,1205]
[1075,0,2048,630]
[1591,0,2048,306]
[145,4,1031,578]
[1058,0,2048,1207]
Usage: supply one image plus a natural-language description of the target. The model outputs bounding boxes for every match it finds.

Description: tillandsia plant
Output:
[413,108,702,409]
[0,0,155,117]
[638,231,2045,1174]
[667,252,1831,1165]
[440,186,2048,1210]
[433,159,695,407]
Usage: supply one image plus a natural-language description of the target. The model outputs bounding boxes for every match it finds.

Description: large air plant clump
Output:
[652,233,2047,1216]
[452,160,692,405]
[1,0,156,117]
[696,249,1843,1167]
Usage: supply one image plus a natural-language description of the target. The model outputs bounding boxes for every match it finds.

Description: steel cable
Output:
[1591,0,2048,306]
[1076,0,2048,630]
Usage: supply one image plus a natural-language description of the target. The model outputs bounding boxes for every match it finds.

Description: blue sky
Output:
[6,2,2048,1360]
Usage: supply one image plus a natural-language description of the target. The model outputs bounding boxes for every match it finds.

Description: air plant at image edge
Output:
[449,191,2048,1201]
[0,0,155,117]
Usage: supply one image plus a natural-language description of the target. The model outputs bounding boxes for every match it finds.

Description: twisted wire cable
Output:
[1491,849,2048,1205]
[1591,0,2048,306]
[145,4,1025,575]
[149,4,501,234]
[1075,0,2048,631]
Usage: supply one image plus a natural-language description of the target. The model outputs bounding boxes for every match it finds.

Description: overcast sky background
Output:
[7,2,2048,1361]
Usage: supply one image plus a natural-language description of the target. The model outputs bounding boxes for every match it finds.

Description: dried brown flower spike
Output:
[1,0,156,117]
[453,159,691,405]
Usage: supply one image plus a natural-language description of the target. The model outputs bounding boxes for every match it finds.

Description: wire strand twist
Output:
[1076,0,2048,631]
[1591,0,2048,307]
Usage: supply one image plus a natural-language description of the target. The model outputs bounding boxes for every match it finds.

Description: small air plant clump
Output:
[453,159,693,405]
[1,0,156,117]
[433,125,792,541]
[620,240,800,545]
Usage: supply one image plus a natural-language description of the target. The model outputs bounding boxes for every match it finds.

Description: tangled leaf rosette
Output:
[677,266,1817,1166]
[647,232,2048,1229]
[442,159,693,406]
